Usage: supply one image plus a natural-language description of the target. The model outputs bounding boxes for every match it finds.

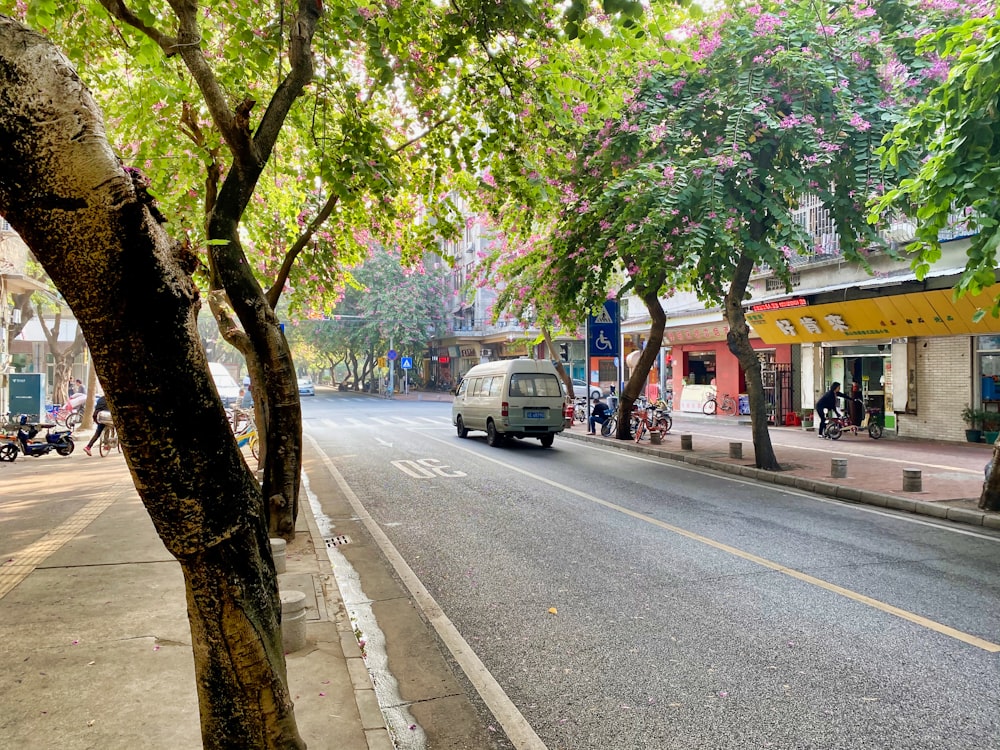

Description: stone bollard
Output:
[729,442,742,459]
[902,468,922,492]
[831,458,848,479]
[680,433,693,451]
[280,590,308,652]
[650,430,663,445]
[270,538,287,574]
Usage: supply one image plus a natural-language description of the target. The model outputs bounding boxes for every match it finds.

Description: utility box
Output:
[9,372,45,422]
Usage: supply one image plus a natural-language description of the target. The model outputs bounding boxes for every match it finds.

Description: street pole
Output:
[389,337,395,395]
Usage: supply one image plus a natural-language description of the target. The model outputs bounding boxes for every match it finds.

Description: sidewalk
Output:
[561,411,1000,530]
[0,433,392,750]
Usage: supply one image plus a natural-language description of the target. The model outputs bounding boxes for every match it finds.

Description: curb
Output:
[298,469,395,750]
[563,430,999,530]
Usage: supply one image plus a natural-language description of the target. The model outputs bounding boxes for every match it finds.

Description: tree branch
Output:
[97,0,178,53]
[265,191,340,308]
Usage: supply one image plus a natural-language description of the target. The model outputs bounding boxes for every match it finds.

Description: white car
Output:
[571,378,603,401]
[297,377,315,396]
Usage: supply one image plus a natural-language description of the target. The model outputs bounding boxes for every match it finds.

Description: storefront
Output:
[663,322,792,419]
[746,286,1000,440]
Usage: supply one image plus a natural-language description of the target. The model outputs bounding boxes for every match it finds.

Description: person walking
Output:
[588,397,610,435]
[83,394,108,456]
[815,382,843,439]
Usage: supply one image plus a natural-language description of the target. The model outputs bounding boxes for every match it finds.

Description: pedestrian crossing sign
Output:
[400,356,413,370]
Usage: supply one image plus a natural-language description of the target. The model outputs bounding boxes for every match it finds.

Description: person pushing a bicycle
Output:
[83,393,109,456]
[815,382,844,439]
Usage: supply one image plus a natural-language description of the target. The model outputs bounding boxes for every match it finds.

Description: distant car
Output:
[571,378,603,401]
[297,377,315,396]
[208,362,241,407]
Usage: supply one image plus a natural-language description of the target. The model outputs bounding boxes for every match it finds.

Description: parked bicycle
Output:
[235,416,259,460]
[703,391,738,416]
[47,402,83,430]
[630,403,670,443]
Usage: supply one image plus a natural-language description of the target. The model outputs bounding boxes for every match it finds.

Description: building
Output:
[1,219,54,415]
[621,199,995,443]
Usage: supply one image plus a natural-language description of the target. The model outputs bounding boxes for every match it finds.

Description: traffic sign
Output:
[587,300,620,358]
[387,349,397,361]
[400,356,413,370]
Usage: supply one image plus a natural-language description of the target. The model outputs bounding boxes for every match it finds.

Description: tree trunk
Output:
[980,438,1000,511]
[0,20,304,748]
[541,326,572,392]
[36,307,86,405]
[616,288,666,440]
[724,251,780,470]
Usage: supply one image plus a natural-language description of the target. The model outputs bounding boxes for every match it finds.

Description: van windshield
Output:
[509,373,561,397]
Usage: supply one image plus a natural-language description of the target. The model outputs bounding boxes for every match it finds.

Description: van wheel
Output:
[486,420,505,447]
[540,434,554,448]
[456,416,468,438]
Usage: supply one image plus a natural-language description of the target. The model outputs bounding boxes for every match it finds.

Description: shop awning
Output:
[746,286,1000,344]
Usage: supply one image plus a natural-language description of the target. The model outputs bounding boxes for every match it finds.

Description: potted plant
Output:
[801,410,814,431]
[983,410,1000,444]
[962,404,984,443]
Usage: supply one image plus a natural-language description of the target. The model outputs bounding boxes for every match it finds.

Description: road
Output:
[304,389,1000,750]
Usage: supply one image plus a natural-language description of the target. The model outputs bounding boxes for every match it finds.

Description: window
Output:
[509,373,561,397]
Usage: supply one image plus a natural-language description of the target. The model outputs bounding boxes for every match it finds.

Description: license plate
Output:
[525,410,546,419]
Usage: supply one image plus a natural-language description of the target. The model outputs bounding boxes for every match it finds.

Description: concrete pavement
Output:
[0,435,392,750]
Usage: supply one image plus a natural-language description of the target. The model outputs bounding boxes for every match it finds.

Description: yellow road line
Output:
[427,433,1000,654]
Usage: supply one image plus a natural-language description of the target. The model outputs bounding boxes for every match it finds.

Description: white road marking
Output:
[305,434,549,750]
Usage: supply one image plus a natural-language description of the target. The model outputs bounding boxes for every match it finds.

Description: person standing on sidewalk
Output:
[816,382,843,439]
[83,394,108,456]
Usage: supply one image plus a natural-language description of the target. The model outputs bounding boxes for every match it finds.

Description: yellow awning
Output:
[746,286,1000,344]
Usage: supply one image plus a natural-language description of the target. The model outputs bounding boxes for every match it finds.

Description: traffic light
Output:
[559,343,570,362]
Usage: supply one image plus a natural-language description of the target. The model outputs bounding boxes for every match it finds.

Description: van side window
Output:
[469,377,481,397]
[487,376,502,397]
[456,379,468,396]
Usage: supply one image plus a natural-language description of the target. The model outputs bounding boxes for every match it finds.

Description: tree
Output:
[12,0,638,539]
[486,0,969,468]
[34,303,87,405]
[873,5,1000,510]
[0,19,305,748]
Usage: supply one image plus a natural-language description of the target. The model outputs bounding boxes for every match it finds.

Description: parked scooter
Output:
[1,416,75,461]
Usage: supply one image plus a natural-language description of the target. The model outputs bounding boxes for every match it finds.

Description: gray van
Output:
[452,359,566,448]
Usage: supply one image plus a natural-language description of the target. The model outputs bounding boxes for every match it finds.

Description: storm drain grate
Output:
[325,535,351,547]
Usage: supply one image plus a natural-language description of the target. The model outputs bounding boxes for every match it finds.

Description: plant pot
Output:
[801,420,814,431]
[985,431,999,445]
[966,429,983,443]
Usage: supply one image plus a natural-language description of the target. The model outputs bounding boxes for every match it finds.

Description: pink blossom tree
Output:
[485,0,975,468]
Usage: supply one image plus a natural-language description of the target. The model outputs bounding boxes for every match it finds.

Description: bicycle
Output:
[826,402,884,440]
[99,423,120,456]
[703,392,737,416]
[235,416,259,460]
[228,407,253,434]
[48,403,83,430]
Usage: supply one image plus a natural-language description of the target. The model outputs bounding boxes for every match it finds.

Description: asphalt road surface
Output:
[305,389,1000,750]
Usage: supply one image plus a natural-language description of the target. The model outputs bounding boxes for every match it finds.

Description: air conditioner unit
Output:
[481,349,492,357]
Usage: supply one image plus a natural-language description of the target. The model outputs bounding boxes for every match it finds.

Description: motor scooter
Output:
[1,416,75,461]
